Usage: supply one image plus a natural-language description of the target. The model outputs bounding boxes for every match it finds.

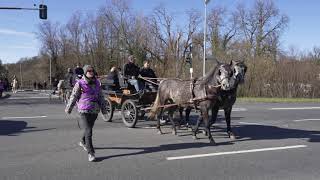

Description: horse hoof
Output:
[202,130,208,136]
[210,139,216,145]
[193,136,198,140]
[228,132,236,140]
[157,130,163,135]
[172,131,177,135]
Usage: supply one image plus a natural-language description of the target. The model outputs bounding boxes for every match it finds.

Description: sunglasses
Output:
[87,70,94,73]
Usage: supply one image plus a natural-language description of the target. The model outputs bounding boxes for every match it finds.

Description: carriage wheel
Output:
[101,98,114,122]
[121,99,138,128]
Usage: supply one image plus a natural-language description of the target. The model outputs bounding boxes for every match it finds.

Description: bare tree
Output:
[38,21,61,78]
[236,0,288,58]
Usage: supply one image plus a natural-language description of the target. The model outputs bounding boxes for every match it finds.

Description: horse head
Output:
[230,60,247,85]
[216,63,234,90]
[202,62,234,91]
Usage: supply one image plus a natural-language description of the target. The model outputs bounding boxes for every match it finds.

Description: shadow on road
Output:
[0,93,11,99]
[232,124,320,143]
[94,141,234,162]
[0,120,55,136]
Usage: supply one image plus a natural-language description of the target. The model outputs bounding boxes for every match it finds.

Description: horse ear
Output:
[230,60,235,66]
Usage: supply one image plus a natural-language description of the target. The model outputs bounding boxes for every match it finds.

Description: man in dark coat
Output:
[123,55,142,93]
[139,60,158,91]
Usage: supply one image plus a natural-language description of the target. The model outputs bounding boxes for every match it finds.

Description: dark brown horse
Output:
[148,63,235,144]
[182,60,247,139]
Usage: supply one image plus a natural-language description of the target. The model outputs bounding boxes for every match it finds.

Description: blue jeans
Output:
[128,79,142,92]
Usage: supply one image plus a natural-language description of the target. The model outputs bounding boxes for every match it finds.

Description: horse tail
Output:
[148,91,160,120]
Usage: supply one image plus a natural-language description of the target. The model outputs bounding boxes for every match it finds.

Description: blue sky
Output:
[0,0,320,64]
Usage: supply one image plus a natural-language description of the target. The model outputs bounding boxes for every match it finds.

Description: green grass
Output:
[237,97,320,103]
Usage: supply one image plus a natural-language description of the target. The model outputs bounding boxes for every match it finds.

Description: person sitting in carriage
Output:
[106,66,121,91]
[65,68,74,88]
[139,60,158,92]
[123,55,143,93]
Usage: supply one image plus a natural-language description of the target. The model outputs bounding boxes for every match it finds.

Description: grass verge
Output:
[237,97,320,103]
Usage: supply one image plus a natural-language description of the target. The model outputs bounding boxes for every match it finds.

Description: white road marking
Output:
[238,122,267,125]
[9,97,49,100]
[270,107,320,110]
[166,145,307,160]
[293,119,320,122]
[219,108,247,112]
[1,116,47,119]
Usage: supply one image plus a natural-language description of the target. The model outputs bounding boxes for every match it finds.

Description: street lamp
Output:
[203,0,210,77]
[49,57,52,90]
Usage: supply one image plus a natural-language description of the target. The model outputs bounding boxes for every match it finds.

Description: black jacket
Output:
[106,71,120,90]
[124,62,140,78]
[74,67,84,76]
[65,72,74,87]
[139,68,157,78]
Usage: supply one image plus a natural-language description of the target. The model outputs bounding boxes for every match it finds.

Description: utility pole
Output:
[203,0,211,77]
[19,63,23,89]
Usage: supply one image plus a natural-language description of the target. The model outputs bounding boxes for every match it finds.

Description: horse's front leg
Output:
[156,108,163,135]
[192,114,203,140]
[185,107,191,129]
[210,104,219,126]
[203,109,216,144]
[167,108,177,135]
[224,107,236,140]
[179,107,184,125]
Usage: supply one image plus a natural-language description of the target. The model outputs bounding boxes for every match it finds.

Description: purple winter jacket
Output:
[65,77,107,114]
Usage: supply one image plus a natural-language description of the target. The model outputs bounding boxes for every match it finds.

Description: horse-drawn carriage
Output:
[99,75,158,128]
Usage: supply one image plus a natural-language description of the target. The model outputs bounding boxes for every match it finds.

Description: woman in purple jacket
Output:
[65,65,107,162]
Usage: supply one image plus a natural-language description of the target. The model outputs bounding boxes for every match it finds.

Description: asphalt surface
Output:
[0,91,320,180]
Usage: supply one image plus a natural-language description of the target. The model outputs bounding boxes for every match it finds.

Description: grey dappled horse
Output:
[183,60,247,140]
[148,63,234,144]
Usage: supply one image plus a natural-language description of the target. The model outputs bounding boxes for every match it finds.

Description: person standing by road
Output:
[65,65,107,162]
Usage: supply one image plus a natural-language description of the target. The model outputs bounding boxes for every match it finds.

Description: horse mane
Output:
[198,63,220,86]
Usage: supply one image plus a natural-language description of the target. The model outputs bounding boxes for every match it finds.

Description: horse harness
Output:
[189,79,221,109]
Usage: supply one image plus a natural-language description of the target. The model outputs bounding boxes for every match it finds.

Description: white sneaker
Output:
[78,142,87,152]
[88,153,96,162]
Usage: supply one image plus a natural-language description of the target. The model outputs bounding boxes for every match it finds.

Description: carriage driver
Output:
[139,60,158,91]
[123,55,143,93]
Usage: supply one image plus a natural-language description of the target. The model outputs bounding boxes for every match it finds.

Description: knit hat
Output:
[83,65,95,74]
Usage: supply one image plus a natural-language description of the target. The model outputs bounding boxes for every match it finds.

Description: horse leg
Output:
[202,105,219,137]
[203,109,215,144]
[179,107,184,125]
[185,107,191,129]
[224,107,236,140]
[156,108,163,135]
[192,115,203,140]
[210,104,219,126]
[168,109,177,135]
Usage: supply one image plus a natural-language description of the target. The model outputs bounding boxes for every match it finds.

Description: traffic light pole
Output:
[0,5,47,19]
[0,7,39,10]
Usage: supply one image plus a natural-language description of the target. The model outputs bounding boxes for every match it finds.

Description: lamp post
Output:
[203,0,210,77]
[20,62,23,89]
[49,57,52,90]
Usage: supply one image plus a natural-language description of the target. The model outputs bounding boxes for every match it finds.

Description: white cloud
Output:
[8,45,37,50]
[0,28,34,37]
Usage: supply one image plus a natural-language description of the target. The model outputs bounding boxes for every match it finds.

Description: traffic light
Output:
[39,4,47,19]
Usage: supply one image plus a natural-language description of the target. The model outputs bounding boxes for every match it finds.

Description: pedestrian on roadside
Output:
[65,65,108,162]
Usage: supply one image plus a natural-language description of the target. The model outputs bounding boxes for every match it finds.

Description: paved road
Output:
[0,91,320,180]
